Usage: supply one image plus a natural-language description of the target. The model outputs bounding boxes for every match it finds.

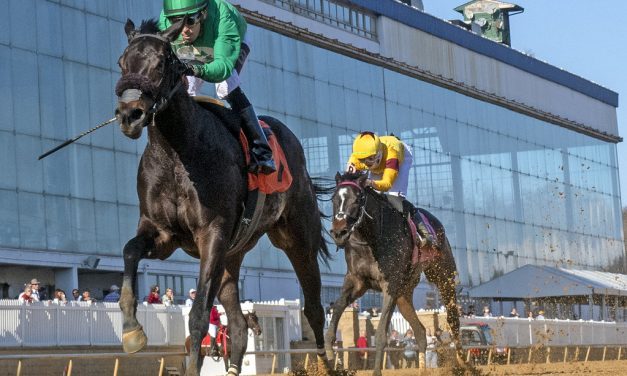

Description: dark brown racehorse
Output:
[114,19,330,376]
[326,172,460,375]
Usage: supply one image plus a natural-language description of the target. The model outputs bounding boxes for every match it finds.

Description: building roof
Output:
[468,264,627,298]
[347,0,618,107]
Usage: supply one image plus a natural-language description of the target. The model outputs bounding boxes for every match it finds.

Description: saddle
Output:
[191,97,293,256]
[406,209,439,266]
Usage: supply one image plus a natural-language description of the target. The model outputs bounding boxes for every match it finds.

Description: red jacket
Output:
[357,335,368,358]
[210,306,221,325]
[147,293,162,304]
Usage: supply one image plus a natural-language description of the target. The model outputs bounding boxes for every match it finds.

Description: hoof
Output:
[122,327,147,353]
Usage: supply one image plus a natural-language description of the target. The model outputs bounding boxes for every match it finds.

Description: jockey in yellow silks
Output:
[346,132,436,247]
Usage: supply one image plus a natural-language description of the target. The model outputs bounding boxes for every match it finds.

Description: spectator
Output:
[185,289,196,306]
[536,310,546,320]
[402,329,417,368]
[387,329,402,369]
[370,307,379,317]
[29,279,41,302]
[356,329,368,366]
[526,310,534,320]
[52,289,67,305]
[71,289,81,301]
[209,306,221,357]
[82,289,95,304]
[103,285,121,302]
[18,286,34,304]
[466,305,476,318]
[509,308,520,318]
[482,305,492,317]
[425,328,438,368]
[162,288,175,306]
[147,285,162,304]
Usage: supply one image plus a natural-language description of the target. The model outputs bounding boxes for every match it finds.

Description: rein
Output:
[336,181,373,242]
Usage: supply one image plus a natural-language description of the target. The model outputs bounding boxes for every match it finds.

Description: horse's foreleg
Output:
[218,257,247,376]
[324,276,365,361]
[397,294,427,369]
[372,293,395,376]
[120,234,155,354]
[285,251,329,371]
[186,234,227,376]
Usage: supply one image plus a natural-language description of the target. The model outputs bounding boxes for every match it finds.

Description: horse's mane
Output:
[139,19,160,34]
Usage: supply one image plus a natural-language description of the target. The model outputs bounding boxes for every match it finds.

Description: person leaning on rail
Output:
[157,0,276,174]
[346,131,437,247]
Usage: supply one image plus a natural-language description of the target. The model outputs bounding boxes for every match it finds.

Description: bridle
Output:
[116,33,188,116]
[334,180,372,241]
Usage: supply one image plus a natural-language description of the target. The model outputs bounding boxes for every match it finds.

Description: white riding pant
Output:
[369,142,413,197]
[208,323,217,338]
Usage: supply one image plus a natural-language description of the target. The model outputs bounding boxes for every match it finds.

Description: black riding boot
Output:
[210,336,219,357]
[226,87,276,174]
[402,200,437,248]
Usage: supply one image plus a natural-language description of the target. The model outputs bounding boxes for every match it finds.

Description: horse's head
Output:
[330,171,369,246]
[115,18,187,139]
[245,311,262,336]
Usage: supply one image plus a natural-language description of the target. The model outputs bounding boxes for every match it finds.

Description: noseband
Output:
[115,33,187,115]
[334,181,371,239]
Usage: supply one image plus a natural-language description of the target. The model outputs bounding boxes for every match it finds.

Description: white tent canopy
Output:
[468,265,627,298]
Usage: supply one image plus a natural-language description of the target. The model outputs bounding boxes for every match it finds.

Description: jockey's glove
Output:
[183,62,202,77]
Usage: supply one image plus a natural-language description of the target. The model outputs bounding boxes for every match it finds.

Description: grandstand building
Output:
[0,0,623,309]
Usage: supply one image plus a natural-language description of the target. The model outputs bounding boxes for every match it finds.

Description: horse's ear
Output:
[161,15,187,42]
[124,19,138,42]
[335,172,342,184]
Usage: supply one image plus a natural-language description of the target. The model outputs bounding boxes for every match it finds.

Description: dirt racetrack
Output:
[349,360,627,375]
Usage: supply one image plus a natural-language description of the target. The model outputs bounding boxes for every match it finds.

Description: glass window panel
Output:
[39,55,68,141]
[64,61,90,140]
[36,0,63,57]
[69,144,94,200]
[109,20,126,72]
[16,135,43,193]
[94,201,119,254]
[85,0,108,15]
[60,0,85,10]
[0,131,16,190]
[71,198,96,251]
[93,149,118,202]
[12,49,40,136]
[88,68,115,149]
[0,189,20,247]
[42,139,71,196]
[19,192,46,249]
[0,46,13,132]
[45,194,73,250]
[86,14,111,69]
[9,0,36,50]
[117,204,139,249]
[114,151,140,205]
[61,6,87,63]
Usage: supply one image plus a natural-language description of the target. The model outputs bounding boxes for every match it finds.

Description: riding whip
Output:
[38,117,118,160]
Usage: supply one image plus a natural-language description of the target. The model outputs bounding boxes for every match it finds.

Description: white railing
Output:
[0,299,303,350]
[385,310,627,347]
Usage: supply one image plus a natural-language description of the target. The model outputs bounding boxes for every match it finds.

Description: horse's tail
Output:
[311,177,334,267]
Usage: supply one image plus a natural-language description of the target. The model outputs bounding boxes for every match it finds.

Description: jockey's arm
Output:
[371,167,398,192]
[195,16,241,83]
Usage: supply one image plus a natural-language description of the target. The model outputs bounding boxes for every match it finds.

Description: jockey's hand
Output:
[183,62,202,77]
[364,179,374,188]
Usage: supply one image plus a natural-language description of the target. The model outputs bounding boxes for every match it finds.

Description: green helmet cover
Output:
[163,0,208,17]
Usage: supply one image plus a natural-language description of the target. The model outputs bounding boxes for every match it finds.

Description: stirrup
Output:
[248,152,276,175]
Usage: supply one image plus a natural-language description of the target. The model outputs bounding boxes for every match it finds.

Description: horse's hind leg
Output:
[217,255,247,376]
[120,233,157,354]
[397,293,427,369]
[424,238,460,344]
[372,292,396,376]
[324,275,366,362]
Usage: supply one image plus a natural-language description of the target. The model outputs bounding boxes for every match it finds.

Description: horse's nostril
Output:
[129,108,144,123]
